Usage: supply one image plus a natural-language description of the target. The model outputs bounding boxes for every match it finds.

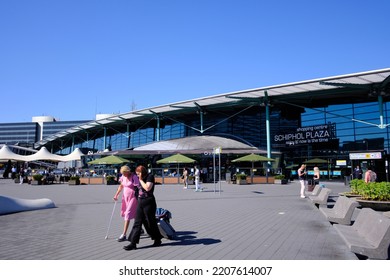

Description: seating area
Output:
[308,187,331,206]
[307,187,390,260]
[310,185,322,196]
[333,208,390,260]
[319,195,359,225]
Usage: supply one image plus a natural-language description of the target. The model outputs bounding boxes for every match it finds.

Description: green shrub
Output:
[350,179,365,194]
[32,174,44,181]
[274,174,285,180]
[235,174,247,180]
[106,175,116,182]
[70,176,80,183]
[359,182,390,201]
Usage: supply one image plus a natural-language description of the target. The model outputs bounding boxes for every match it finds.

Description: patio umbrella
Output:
[303,158,328,164]
[87,155,131,165]
[156,153,196,164]
[232,153,275,163]
[232,153,275,183]
[285,164,299,169]
[157,154,195,182]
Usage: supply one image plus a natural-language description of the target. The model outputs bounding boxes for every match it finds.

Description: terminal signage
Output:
[273,124,335,146]
[349,152,382,160]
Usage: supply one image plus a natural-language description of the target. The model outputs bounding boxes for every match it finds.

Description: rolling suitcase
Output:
[156,208,176,240]
[157,219,176,239]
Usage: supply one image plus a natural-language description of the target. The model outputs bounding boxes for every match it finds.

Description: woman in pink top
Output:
[113,165,139,241]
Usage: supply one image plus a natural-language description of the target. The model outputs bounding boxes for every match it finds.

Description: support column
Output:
[194,102,205,133]
[378,95,385,129]
[126,123,131,148]
[103,127,107,150]
[156,116,160,142]
[264,91,271,182]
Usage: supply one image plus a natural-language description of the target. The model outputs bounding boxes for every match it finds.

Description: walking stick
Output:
[105,200,117,239]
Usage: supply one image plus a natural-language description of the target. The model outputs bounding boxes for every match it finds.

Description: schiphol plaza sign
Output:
[274,124,335,146]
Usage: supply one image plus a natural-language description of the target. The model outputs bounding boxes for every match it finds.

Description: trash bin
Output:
[344,175,351,186]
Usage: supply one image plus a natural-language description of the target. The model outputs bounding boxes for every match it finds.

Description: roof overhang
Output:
[36,68,390,149]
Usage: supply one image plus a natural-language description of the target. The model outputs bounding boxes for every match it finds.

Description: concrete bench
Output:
[333,208,390,259]
[319,196,359,225]
[308,188,331,206]
[310,185,321,196]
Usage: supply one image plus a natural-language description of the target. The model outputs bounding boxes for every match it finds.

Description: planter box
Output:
[355,199,390,211]
[31,180,42,185]
[339,192,362,198]
[155,177,163,184]
[247,176,275,184]
[237,179,247,185]
[155,177,181,184]
[68,180,80,185]
[105,180,118,185]
[79,177,104,185]
[274,179,288,184]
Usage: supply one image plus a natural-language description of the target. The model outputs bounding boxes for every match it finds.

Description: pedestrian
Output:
[364,166,377,183]
[113,165,139,242]
[353,165,363,179]
[313,166,320,189]
[298,164,307,198]
[194,165,202,192]
[182,167,189,189]
[123,165,163,251]
[11,165,17,180]
[19,166,25,184]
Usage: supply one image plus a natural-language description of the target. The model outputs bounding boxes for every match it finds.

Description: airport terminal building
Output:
[1,68,390,181]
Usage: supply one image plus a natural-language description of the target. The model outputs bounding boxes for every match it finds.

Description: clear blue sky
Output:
[1,0,389,123]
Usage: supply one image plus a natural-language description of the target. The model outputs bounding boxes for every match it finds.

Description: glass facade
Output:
[0,122,38,145]
[301,102,390,153]
[0,120,91,149]
[42,120,90,139]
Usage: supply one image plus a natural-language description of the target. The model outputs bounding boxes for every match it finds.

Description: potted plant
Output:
[105,175,117,185]
[340,179,363,197]
[235,173,247,185]
[31,174,44,185]
[274,174,288,184]
[68,176,80,185]
[344,179,390,211]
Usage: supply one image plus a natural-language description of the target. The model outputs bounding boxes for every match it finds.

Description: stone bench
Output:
[308,188,331,206]
[310,185,321,196]
[333,207,390,259]
[319,196,359,225]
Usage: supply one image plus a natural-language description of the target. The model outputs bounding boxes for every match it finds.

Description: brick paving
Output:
[0,178,359,260]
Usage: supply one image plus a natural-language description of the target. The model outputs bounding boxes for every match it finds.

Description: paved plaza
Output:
[0,178,361,260]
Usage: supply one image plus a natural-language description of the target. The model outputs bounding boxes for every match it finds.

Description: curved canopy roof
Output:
[0,145,26,162]
[134,135,255,151]
[0,145,84,162]
[110,135,269,156]
[35,68,390,151]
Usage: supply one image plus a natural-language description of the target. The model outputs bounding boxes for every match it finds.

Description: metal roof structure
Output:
[36,68,390,151]
[108,135,270,155]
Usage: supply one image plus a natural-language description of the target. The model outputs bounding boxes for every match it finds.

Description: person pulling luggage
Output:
[123,165,163,251]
